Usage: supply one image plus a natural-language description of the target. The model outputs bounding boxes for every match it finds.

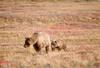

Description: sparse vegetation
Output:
[0,0,99,2]
[0,1,100,68]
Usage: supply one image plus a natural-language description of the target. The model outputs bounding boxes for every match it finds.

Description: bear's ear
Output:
[53,40,57,43]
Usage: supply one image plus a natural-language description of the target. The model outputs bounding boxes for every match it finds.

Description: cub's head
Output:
[51,40,58,48]
[51,40,59,51]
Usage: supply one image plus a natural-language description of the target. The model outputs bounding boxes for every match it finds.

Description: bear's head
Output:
[24,37,31,48]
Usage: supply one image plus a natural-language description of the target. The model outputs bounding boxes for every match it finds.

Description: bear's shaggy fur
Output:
[24,32,51,54]
[51,40,67,51]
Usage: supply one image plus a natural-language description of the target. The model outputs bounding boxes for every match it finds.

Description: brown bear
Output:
[24,32,52,54]
[51,39,67,51]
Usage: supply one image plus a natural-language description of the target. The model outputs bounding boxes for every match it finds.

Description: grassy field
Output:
[0,0,99,2]
[0,1,100,68]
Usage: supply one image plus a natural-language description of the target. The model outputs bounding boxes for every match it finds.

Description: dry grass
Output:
[0,0,99,2]
[0,1,100,68]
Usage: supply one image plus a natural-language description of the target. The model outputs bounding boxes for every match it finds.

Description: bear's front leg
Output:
[46,45,52,54]
[28,44,36,56]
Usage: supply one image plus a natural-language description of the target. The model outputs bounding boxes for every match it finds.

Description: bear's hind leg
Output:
[45,46,49,54]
